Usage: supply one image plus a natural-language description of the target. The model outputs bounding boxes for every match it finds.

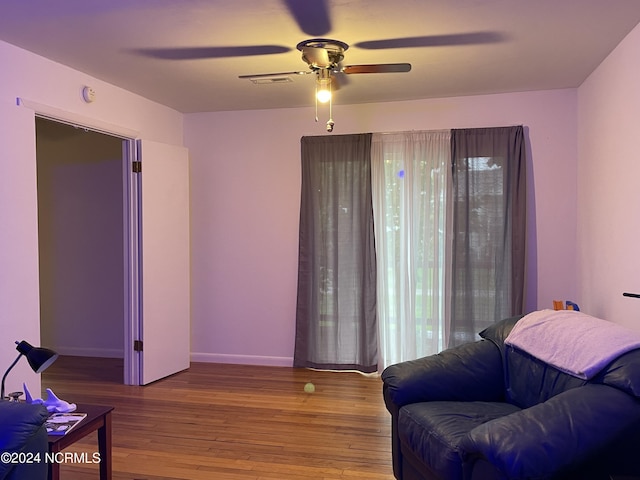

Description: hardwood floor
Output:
[42,357,395,480]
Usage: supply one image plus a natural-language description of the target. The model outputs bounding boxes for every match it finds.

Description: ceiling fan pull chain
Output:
[315,83,319,122]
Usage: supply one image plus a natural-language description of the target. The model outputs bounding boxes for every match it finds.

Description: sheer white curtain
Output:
[371,131,452,369]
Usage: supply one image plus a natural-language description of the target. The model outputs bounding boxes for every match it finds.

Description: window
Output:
[371,131,451,367]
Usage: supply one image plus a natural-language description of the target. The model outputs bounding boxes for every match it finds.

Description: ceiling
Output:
[1,0,639,114]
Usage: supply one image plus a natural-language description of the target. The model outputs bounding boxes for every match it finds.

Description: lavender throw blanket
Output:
[505,309,640,379]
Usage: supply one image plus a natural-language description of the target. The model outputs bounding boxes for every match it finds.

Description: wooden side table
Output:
[47,404,114,480]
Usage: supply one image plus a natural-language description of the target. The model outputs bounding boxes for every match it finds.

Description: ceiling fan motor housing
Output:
[297,38,349,70]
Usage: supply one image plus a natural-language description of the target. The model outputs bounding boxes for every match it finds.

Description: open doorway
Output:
[29,105,191,388]
[36,117,127,379]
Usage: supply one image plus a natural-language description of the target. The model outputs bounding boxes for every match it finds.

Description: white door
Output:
[135,139,190,385]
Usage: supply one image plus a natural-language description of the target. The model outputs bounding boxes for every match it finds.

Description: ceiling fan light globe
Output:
[316,89,332,103]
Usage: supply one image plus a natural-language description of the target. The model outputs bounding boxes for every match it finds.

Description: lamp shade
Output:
[15,341,59,373]
[2,340,59,400]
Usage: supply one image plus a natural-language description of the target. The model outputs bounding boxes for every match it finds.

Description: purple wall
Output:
[36,118,125,357]
[577,24,640,329]
[185,89,579,365]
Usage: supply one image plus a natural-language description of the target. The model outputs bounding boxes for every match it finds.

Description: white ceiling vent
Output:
[248,76,293,85]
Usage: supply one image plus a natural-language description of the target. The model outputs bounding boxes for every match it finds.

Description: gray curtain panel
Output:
[448,126,527,347]
[294,133,378,373]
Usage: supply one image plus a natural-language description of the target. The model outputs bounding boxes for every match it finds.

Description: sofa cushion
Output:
[398,401,521,480]
[504,346,587,408]
[479,315,588,408]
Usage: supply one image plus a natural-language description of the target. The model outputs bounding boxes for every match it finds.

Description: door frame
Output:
[123,138,140,385]
[18,98,142,385]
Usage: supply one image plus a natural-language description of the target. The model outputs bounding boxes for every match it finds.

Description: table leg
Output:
[97,411,112,480]
[48,457,60,480]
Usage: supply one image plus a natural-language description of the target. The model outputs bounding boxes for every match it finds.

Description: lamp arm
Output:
[1,353,23,400]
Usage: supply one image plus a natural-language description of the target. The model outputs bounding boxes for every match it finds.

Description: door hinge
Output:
[133,340,143,352]
[132,161,142,173]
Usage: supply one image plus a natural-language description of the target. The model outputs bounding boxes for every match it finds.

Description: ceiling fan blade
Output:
[282,0,332,36]
[331,72,349,90]
[354,32,504,50]
[342,63,412,74]
[133,45,290,60]
[239,71,311,79]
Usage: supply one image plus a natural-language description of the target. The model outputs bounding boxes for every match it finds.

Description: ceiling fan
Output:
[132,1,503,130]
[238,38,412,132]
[238,38,412,79]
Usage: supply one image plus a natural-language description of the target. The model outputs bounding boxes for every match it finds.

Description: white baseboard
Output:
[53,346,124,358]
[190,352,293,367]
[52,347,292,366]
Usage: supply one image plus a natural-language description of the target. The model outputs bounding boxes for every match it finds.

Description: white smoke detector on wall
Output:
[82,86,96,103]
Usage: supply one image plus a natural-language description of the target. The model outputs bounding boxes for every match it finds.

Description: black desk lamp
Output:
[1,340,59,400]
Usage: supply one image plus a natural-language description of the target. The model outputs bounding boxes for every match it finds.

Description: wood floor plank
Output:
[42,357,395,479]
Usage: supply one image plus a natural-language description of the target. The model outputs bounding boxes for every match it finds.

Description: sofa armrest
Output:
[381,339,504,409]
[461,384,640,479]
[0,402,49,480]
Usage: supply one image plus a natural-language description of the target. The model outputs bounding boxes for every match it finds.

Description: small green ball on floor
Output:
[304,382,315,393]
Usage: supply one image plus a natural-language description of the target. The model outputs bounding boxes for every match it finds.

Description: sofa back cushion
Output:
[505,310,640,380]
[399,401,521,480]
[480,315,586,408]
[503,346,587,408]
[481,314,640,408]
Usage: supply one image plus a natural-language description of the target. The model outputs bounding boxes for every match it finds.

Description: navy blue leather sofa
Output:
[382,315,640,480]
[0,401,49,480]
